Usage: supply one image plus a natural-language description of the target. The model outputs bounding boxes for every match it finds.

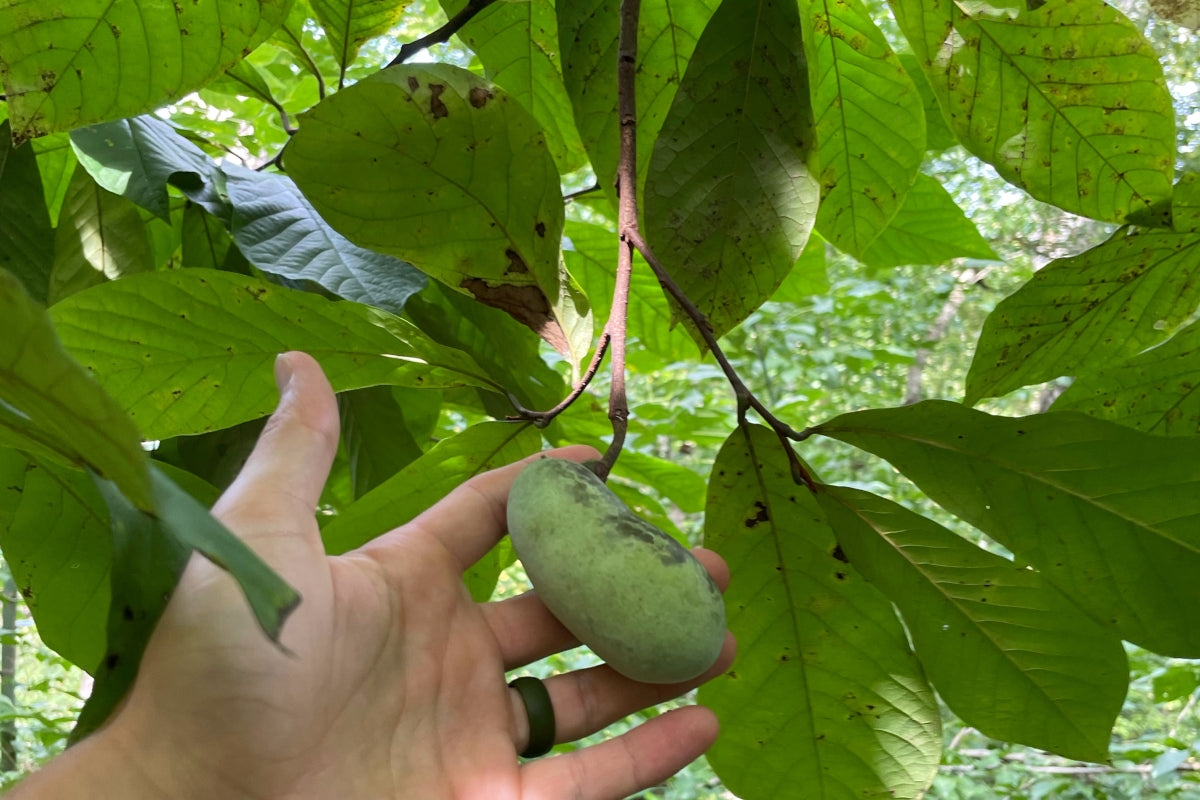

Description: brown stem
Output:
[387,0,500,67]
[506,332,612,426]
[563,182,602,202]
[593,0,645,480]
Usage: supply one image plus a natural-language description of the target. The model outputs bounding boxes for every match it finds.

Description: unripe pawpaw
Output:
[507,457,726,684]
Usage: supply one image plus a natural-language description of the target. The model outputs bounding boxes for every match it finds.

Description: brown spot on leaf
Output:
[429,83,449,119]
[407,76,419,91]
[832,544,849,563]
[504,248,529,274]
[745,501,769,528]
[469,86,493,108]
[460,278,571,357]
[535,221,546,237]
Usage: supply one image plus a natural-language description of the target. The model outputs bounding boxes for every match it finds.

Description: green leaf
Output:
[73,472,189,742]
[700,424,941,800]
[48,165,155,304]
[889,0,1175,223]
[898,53,956,153]
[1051,318,1200,436]
[181,204,252,274]
[444,0,588,173]
[0,121,53,304]
[286,64,576,355]
[611,450,707,514]
[813,400,1200,656]
[339,386,434,498]
[859,173,998,269]
[149,464,299,641]
[222,164,428,315]
[311,0,409,80]
[69,117,218,222]
[768,234,830,303]
[31,132,77,226]
[48,269,499,440]
[1171,173,1200,234]
[965,226,1200,404]
[644,0,820,344]
[816,484,1127,762]
[321,420,540,555]
[0,269,152,509]
[0,449,110,673]
[563,220,695,360]
[558,0,718,201]
[0,0,293,142]
[807,0,925,258]
[403,280,568,412]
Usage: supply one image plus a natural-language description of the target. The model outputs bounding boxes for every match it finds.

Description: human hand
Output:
[26,351,734,800]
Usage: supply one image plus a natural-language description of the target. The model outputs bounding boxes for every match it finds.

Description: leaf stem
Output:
[563,182,602,202]
[387,0,501,67]
[506,332,612,426]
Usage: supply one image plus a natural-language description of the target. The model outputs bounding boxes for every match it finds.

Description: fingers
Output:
[211,352,339,562]
[404,446,599,572]
[521,705,720,800]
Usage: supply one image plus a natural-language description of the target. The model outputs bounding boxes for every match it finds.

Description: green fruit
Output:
[507,457,726,684]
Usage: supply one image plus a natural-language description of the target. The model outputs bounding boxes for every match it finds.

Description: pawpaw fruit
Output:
[507,457,726,684]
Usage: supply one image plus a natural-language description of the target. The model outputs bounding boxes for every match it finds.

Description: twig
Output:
[564,182,602,202]
[593,0,643,481]
[506,333,612,426]
[387,0,500,67]
[623,228,815,487]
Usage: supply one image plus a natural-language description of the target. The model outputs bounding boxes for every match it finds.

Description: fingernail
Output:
[274,353,294,396]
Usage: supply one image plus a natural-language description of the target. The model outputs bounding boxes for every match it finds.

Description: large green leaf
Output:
[222,164,429,315]
[0,270,152,509]
[1052,319,1200,436]
[644,0,819,344]
[898,53,956,153]
[557,0,718,203]
[700,425,941,800]
[0,449,110,673]
[339,386,435,498]
[181,204,253,274]
[48,269,499,440]
[965,225,1200,404]
[0,121,53,303]
[806,0,925,258]
[444,0,587,173]
[817,484,1127,762]
[813,400,1200,656]
[859,173,997,269]
[69,117,218,222]
[321,420,540,555]
[0,0,294,142]
[563,220,695,360]
[889,0,1174,223]
[30,132,77,226]
[286,64,576,354]
[48,165,155,304]
[311,0,408,81]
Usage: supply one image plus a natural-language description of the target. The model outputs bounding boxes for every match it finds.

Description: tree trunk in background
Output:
[1,577,16,771]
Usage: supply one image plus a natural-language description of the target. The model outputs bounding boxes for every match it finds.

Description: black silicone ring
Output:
[509,676,556,758]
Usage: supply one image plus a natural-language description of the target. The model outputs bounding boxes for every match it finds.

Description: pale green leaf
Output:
[287,64,575,356]
[700,424,941,800]
[0,449,110,673]
[0,269,151,509]
[817,484,1127,762]
[898,52,956,153]
[444,0,588,173]
[48,269,499,440]
[1052,319,1200,436]
[48,165,155,304]
[644,0,820,343]
[768,234,830,303]
[0,120,53,303]
[814,400,1200,656]
[311,0,410,79]
[321,420,540,554]
[860,173,998,268]
[807,0,925,258]
[0,0,293,142]
[611,450,707,514]
[965,226,1200,404]
[30,132,77,226]
[889,0,1175,223]
[558,0,719,202]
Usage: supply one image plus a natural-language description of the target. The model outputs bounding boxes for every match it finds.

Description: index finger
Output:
[383,445,600,573]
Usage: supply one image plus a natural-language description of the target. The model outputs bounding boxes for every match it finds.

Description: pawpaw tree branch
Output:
[505,332,612,426]
[387,0,501,67]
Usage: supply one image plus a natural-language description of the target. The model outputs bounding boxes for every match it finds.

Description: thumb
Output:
[211,351,340,560]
